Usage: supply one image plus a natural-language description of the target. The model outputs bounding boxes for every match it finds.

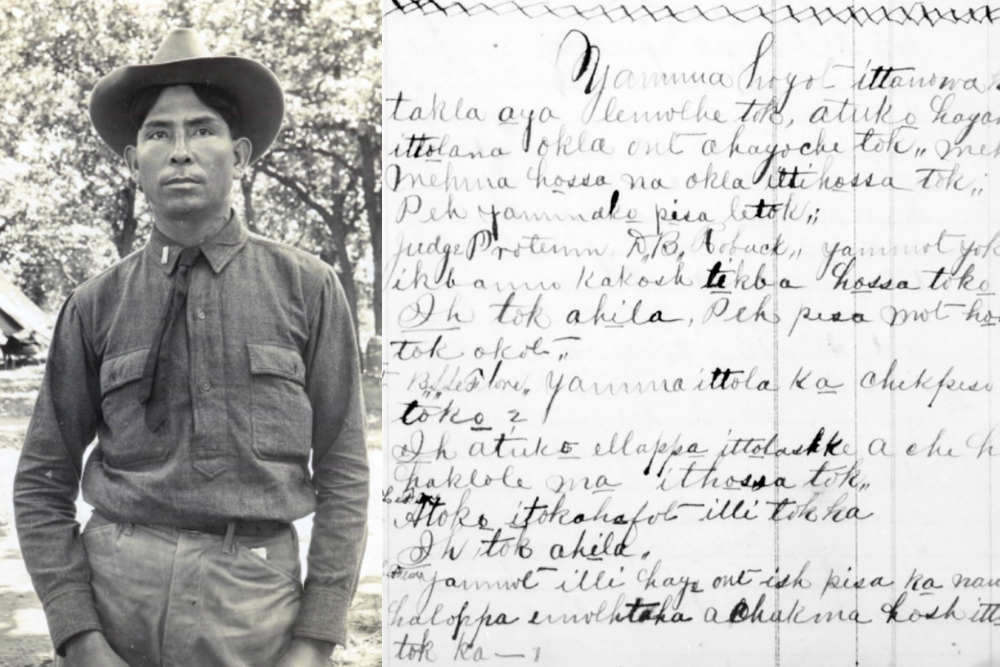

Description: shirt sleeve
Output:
[293,270,370,646]
[13,294,105,654]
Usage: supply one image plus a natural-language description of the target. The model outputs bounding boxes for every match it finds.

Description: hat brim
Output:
[89,56,284,164]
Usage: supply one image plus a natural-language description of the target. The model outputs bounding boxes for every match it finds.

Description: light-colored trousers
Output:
[58,513,302,667]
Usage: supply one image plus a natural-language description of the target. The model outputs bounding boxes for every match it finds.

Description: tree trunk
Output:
[112,180,138,258]
[323,193,363,363]
[241,170,259,233]
[357,126,382,336]
[332,239,359,339]
[321,239,362,367]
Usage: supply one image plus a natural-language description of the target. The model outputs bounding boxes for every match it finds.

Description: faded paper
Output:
[383,4,1000,664]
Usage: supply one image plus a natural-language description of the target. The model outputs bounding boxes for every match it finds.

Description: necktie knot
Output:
[178,246,201,270]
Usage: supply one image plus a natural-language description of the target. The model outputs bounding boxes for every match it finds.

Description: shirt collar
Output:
[147,211,249,276]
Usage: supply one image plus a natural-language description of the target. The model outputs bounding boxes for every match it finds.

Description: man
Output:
[13,28,369,667]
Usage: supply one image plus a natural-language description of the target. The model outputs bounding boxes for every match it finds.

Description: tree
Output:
[0,161,116,309]
[180,0,383,340]
[0,1,158,262]
[0,0,381,346]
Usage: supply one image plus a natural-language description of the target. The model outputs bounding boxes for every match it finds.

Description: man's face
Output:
[126,85,248,223]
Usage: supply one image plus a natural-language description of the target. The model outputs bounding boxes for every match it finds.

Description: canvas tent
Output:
[0,271,53,345]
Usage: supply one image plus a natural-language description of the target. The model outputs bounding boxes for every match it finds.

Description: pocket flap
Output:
[248,344,306,385]
[100,348,149,395]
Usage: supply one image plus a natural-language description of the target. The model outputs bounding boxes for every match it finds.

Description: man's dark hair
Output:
[129,84,242,140]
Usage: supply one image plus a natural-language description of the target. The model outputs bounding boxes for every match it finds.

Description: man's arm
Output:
[13,296,105,655]
[293,269,370,648]
[275,637,337,667]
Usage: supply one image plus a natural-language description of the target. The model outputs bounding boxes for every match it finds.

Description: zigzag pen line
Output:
[386,2,1000,26]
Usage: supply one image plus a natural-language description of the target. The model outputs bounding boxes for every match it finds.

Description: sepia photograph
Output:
[0,0,382,665]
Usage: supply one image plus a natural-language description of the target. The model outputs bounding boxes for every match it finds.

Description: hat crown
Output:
[90,27,284,163]
[151,28,212,63]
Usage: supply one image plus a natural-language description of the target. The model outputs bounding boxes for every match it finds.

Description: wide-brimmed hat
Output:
[89,28,283,163]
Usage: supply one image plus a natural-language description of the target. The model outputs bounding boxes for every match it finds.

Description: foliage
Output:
[0,0,382,338]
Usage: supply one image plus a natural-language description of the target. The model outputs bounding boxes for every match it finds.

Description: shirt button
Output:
[196,308,206,320]
[200,381,212,393]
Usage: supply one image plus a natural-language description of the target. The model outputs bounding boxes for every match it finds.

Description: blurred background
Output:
[0,0,382,665]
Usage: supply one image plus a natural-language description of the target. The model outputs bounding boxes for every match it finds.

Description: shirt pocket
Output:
[99,348,169,467]
[248,343,313,462]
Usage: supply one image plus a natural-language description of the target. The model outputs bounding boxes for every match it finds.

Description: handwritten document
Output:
[383,4,1000,664]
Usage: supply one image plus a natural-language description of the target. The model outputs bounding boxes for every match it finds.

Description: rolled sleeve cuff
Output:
[44,585,103,656]
[292,586,353,647]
